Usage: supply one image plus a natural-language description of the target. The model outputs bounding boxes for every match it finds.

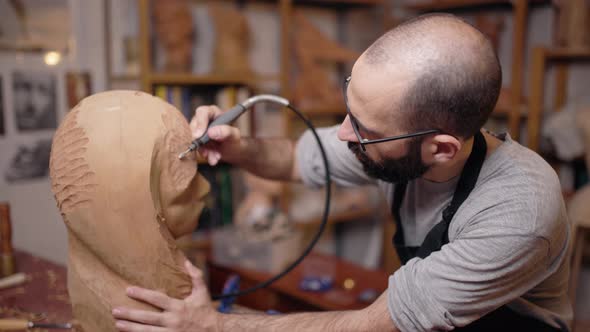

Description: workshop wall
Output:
[0,1,107,265]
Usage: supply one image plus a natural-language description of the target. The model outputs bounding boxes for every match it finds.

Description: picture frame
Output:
[12,70,58,132]
[4,138,52,183]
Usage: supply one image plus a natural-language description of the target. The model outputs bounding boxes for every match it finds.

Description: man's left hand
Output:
[112,260,219,332]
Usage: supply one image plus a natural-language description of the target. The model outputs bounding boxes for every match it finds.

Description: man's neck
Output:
[422,135,475,183]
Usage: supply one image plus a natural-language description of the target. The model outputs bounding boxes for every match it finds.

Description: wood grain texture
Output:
[50,104,98,216]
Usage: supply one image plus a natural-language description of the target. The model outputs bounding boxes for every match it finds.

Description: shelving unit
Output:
[527,46,590,152]
[137,0,389,123]
[405,0,549,141]
[279,0,389,114]
[135,0,391,262]
[138,0,255,94]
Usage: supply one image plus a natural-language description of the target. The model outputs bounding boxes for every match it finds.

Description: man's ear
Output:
[423,134,462,165]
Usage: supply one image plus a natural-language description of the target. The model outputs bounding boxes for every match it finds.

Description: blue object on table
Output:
[299,275,333,292]
[358,288,379,303]
[217,274,240,313]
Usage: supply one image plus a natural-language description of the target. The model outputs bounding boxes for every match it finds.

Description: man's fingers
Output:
[198,148,209,159]
[192,105,222,139]
[126,286,172,310]
[208,151,221,166]
[207,125,241,142]
[184,260,206,292]
[112,307,164,326]
[115,320,166,332]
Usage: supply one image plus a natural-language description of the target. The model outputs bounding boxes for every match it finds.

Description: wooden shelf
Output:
[294,0,385,6]
[297,106,346,115]
[406,0,509,11]
[405,0,546,11]
[491,103,528,118]
[109,74,140,82]
[243,0,384,6]
[293,205,376,229]
[544,47,590,60]
[148,73,253,86]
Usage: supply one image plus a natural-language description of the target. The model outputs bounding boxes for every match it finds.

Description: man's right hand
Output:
[189,105,243,166]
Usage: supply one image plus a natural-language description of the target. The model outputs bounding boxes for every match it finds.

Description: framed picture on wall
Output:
[12,71,57,131]
[0,0,71,54]
[4,138,52,183]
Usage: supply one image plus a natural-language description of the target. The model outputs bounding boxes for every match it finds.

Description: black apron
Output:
[391,131,562,332]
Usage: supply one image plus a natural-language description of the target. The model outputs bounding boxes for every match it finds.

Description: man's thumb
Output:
[185,260,206,293]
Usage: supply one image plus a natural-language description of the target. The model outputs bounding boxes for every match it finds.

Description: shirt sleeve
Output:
[386,193,569,331]
[295,125,375,188]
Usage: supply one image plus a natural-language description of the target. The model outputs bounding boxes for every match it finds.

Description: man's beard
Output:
[347,139,430,183]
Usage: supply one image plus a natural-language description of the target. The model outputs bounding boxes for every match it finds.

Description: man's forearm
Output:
[227,137,300,182]
[218,294,397,332]
[220,309,369,332]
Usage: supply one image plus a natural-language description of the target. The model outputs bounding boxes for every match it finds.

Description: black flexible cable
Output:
[211,103,332,300]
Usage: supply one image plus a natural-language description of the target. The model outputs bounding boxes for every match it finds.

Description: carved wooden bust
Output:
[49,90,209,331]
[208,2,252,77]
[293,11,359,110]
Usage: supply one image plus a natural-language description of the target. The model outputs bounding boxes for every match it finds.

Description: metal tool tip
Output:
[178,150,189,160]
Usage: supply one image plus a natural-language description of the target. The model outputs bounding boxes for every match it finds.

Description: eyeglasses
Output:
[343,76,440,152]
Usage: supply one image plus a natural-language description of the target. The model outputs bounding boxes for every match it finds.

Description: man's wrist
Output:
[206,309,222,332]
[220,136,253,166]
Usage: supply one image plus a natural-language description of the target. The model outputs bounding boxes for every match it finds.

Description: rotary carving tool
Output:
[178,94,289,160]
[0,319,72,330]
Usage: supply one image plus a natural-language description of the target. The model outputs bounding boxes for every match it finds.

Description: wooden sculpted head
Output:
[49,90,209,331]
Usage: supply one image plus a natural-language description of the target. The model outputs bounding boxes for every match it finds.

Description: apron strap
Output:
[415,131,487,259]
[391,131,487,263]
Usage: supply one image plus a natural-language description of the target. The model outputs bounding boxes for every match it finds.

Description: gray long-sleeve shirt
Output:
[296,126,572,331]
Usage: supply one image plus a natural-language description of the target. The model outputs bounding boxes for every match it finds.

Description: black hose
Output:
[211,103,332,300]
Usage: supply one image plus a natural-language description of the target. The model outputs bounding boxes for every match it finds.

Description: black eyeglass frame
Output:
[343,76,440,151]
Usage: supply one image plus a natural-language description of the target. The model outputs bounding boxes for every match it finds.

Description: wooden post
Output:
[279,0,293,213]
[554,65,569,111]
[139,0,152,93]
[527,46,547,152]
[509,0,529,141]
[0,203,15,277]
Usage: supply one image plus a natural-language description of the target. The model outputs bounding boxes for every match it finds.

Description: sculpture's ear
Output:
[150,131,210,238]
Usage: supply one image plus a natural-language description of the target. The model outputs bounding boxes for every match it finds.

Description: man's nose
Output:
[337,115,359,142]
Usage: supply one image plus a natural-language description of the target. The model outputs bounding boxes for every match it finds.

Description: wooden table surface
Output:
[208,251,389,312]
[0,251,73,330]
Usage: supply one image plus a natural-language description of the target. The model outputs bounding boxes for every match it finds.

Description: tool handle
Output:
[0,272,26,290]
[0,203,13,254]
[195,103,247,146]
[0,318,28,330]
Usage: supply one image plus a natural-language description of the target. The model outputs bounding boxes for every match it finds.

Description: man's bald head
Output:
[361,13,501,139]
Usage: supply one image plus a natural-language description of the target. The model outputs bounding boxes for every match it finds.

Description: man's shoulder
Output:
[482,135,561,192]
[463,135,567,236]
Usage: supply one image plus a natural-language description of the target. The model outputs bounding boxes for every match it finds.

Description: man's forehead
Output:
[348,60,412,122]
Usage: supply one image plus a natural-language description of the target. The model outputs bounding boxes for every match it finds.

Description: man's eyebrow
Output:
[345,84,381,137]
[349,108,380,137]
